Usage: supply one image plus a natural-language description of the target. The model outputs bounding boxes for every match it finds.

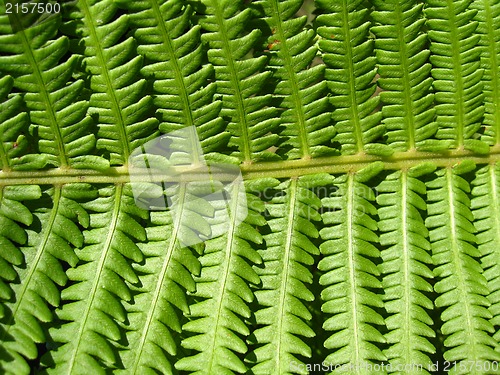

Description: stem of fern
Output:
[2,149,500,184]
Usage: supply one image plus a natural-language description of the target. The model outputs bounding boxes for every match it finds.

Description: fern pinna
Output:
[1,0,500,374]
[194,0,281,163]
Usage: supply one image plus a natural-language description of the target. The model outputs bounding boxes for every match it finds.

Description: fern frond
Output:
[64,0,159,165]
[120,0,232,164]
[0,75,43,171]
[376,164,436,372]
[0,11,108,170]
[471,0,500,146]
[175,181,269,374]
[371,0,441,152]
[0,183,40,375]
[252,0,335,159]
[0,184,94,375]
[118,209,201,375]
[319,164,386,371]
[471,163,500,349]
[0,184,41,320]
[424,0,488,154]
[248,175,331,374]
[194,0,281,163]
[43,184,146,373]
[316,0,392,157]
[426,161,500,374]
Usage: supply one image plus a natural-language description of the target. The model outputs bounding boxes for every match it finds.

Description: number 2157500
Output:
[5,2,61,14]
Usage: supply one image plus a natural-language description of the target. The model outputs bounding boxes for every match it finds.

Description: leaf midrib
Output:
[347,174,361,371]
[395,4,417,151]
[401,171,412,365]
[277,178,297,372]
[341,0,364,154]
[2,148,500,185]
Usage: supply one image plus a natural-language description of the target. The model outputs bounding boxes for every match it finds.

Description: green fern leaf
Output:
[194,0,281,162]
[426,162,500,374]
[0,10,108,170]
[118,209,201,375]
[62,0,159,166]
[316,0,392,157]
[0,2,500,374]
[0,184,41,323]
[0,184,94,374]
[175,182,268,374]
[0,75,45,170]
[471,163,500,349]
[247,175,331,374]
[425,0,489,154]
[120,0,233,164]
[252,0,336,159]
[376,164,436,372]
[42,184,146,373]
[371,0,443,152]
[471,0,500,146]
[319,166,386,372]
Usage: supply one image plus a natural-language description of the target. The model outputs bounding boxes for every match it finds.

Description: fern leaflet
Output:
[316,0,392,157]
[248,175,330,374]
[0,184,94,374]
[252,0,335,159]
[426,161,500,374]
[176,182,265,374]
[319,164,386,372]
[471,163,500,349]
[63,0,159,165]
[471,0,500,146]
[0,10,108,170]
[425,0,488,154]
[43,185,146,373]
[376,164,436,373]
[371,0,441,152]
[195,0,280,162]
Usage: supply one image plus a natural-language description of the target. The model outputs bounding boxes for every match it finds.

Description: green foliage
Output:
[425,0,488,154]
[251,0,335,159]
[316,0,391,157]
[371,0,440,152]
[472,0,500,145]
[319,167,387,372]
[176,184,265,374]
[377,164,436,373]
[1,184,94,374]
[63,0,159,165]
[248,176,328,374]
[0,0,500,374]
[426,162,500,374]
[0,75,33,170]
[195,0,281,162]
[0,7,108,170]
